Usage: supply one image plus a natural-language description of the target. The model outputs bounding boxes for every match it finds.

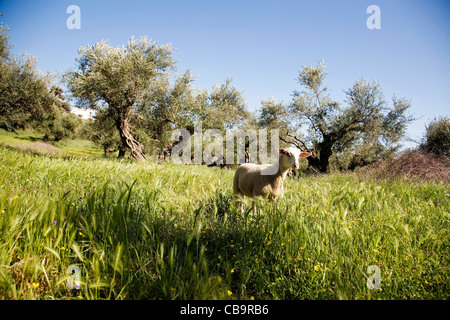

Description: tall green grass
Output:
[0,145,448,299]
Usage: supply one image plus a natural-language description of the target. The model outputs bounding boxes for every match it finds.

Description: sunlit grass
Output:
[0,145,448,299]
[53,139,103,157]
[0,128,103,158]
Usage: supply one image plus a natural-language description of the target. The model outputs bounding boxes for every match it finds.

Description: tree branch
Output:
[280,131,317,158]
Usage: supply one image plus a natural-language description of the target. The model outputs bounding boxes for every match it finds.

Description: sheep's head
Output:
[279,148,311,170]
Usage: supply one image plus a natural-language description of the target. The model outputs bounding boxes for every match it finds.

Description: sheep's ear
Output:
[280,149,292,156]
[300,152,311,158]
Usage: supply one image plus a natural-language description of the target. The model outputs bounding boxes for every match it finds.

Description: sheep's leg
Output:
[234,198,243,213]
[234,194,244,214]
[269,195,278,214]
[252,200,256,215]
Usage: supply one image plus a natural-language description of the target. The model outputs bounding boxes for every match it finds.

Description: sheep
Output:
[233,147,311,213]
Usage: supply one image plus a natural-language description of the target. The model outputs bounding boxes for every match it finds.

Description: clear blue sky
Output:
[1,0,449,147]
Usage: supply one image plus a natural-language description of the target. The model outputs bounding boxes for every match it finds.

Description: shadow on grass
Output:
[71,183,284,299]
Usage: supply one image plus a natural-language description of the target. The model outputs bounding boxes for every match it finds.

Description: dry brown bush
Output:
[358,150,450,184]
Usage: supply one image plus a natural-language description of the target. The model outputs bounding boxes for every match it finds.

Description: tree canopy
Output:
[1,24,421,170]
[0,25,79,140]
[66,36,251,161]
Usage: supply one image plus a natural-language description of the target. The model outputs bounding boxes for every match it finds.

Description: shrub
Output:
[420,116,450,156]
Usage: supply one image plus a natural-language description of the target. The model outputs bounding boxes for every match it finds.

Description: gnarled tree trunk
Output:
[116,107,147,162]
[317,135,333,173]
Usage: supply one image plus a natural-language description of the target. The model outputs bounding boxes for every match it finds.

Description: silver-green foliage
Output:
[287,60,414,172]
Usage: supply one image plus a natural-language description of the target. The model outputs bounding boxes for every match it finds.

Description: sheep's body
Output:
[233,156,288,201]
[233,148,310,212]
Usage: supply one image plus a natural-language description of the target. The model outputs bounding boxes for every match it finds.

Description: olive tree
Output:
[288,60,413,172]
[0,25,74,135]
[192,78,249,131]
[142,76,249,161]
[135,70,198,157]
[66,37,174,161]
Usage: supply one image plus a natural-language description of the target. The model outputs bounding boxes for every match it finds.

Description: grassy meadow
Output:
[0,133,448,300]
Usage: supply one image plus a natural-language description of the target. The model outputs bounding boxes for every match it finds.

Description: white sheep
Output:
[233,147,311,213]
